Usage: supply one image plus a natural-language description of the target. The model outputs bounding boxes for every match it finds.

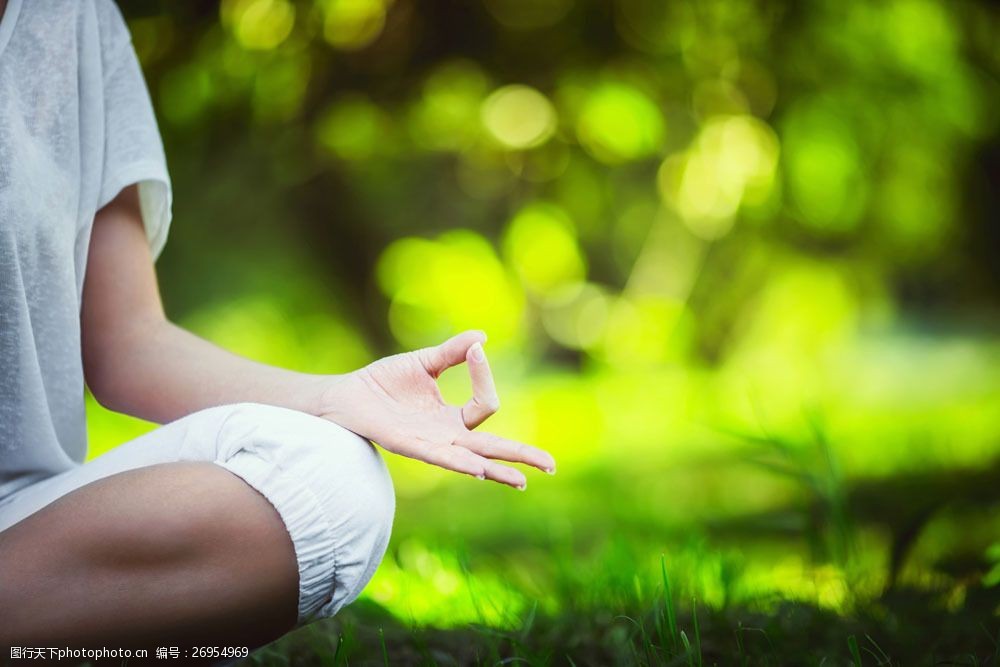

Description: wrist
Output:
[310,372,350,418]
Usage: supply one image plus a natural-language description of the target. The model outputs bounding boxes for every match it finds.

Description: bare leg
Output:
[0,462,299,647]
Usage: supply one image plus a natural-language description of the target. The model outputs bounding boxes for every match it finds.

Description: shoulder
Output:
[91,0,132,55]
[9,1,81,45]
[13,1,131,56]
[92,0,127,30]
[13,0,109,29]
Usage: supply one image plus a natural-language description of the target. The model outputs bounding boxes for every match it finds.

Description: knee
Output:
[318,441,395,617]
[205,403,395,620]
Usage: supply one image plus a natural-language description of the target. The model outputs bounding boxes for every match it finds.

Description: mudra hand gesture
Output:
[318,330,556,490]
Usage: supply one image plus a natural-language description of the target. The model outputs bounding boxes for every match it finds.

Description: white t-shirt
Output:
[0,0,172,501]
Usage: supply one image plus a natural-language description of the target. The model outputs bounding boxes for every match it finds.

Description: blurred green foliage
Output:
[90,0,999,653]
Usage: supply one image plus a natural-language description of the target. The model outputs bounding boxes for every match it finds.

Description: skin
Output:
[0,184,556,646]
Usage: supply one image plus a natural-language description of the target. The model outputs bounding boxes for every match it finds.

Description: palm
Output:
[318,331,555,489]
[348,353,469,454]
[365,353,454,414]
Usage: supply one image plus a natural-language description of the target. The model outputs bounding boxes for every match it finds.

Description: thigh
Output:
[0,402,395,634]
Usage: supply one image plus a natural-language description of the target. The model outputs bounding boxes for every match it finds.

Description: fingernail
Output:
[470,342,485,362]
[476,473,486,480]
[545,467,556,475]
[517,483,527,491]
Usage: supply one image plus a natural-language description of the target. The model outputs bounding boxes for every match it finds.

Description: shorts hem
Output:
[213,455,338,625]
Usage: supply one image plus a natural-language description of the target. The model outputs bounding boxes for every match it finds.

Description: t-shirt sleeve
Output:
[94,0,173,260]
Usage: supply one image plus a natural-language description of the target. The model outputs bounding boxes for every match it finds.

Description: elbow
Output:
[82,315,166,413]
[83,360,120,413]
[82,337,125,412]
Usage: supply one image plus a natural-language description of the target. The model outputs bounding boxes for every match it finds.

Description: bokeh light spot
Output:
[376,232,524,348]
[221,0,296,51]
[316,95,391,160]
[658,115,779,239]
[782,103,866,233]
[576,83,665,163]
[541,282,612,350]
[159,65,214,126]
[320,0,389,51]
[481,85,558,150]
[409,61,490,151]
[885,0,957,76]
[598,295,692,368]
[253,53,311,121]
[502,203,586,295]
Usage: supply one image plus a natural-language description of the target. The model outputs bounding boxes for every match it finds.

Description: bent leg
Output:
[0,403,395,646]
[0,461,298,647]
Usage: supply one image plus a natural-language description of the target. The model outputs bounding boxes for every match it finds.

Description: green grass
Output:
[240,421,1000,666]
[248,560,1000,666]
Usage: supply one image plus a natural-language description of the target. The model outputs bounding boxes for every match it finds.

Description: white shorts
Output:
[0,403,395,626]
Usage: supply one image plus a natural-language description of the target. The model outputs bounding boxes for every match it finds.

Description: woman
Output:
[0,0,555,649]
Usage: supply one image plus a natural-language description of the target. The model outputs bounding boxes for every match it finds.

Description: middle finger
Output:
[454,430,556,473]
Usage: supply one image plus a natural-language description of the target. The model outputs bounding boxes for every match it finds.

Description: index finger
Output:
[417,330,487,378]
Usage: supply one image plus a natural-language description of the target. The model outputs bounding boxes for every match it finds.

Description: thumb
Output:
[417,330,487,377]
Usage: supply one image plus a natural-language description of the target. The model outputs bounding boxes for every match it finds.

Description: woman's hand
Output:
[316,330,555,489]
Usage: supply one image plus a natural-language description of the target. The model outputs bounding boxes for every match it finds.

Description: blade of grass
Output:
[662,555,679,652]
[379,627,388,667]
[735,623,747,667]
[692,597,702,667]
[519,600,538,643]
[864,634,890,665]
[681,630,693,667]
[848,635,862,667]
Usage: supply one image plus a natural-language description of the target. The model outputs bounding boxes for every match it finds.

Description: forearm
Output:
[86,317,333,424]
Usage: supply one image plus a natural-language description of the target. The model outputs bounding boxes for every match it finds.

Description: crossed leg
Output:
[0,403,395,650]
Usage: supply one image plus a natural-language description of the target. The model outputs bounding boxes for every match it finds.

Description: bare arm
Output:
[81,186,555,488]
[81,186,326,422]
